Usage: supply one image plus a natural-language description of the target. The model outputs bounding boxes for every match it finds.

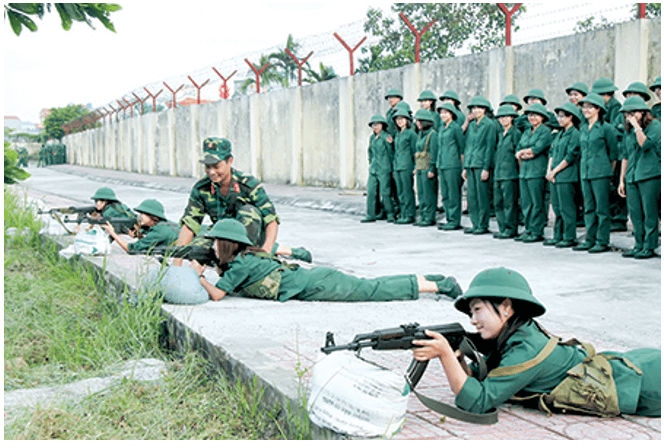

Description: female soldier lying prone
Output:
[189,219,462,303]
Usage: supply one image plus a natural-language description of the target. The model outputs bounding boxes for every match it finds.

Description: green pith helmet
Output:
[649,76,660,92]
[385,88,403,100]
[394,100,413,115]
[565,82,589,96]
[579,92,607,112]
[204,218,253,245]
[91,187,118,202]
[368,114,388,127]
[619,96,651,113]
[495,104,519,118]
[500,94,522,111]
[436,102,460,120]
[622,82,651,101]
[524,103,549,122]
[439,90,461,105]
[454,267,546,318]
[417,90,437,102]
[200,137,232,164]
[554,102,583,125]
[414,108,434,122]
[134,199,167,220]
[392,108,412,121]
[523,88,547,105]
[591,77,618,94]
[467,96,492,111]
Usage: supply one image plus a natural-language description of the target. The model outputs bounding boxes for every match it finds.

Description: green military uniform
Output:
[385,89,405,139]
[38,145,46,167]
[91,187,139,235]
[215,252,420,302]
[456,320,661,416]
[431,103,465,230]
[392,110,417,224]
[515,104,553,242]
[576,94,619,251]
[493,106,522,238]
[548,106,581,246]
[464,97,497,234]
[364,115,396,222]
[439,90,466,128]
[454,267,661,417]
[649,76,661,121]
[620,97,661,258]
[128,221,179,253]
[414,109,438,226]
[418,90,443,131]
[17,147,28,167]
[180,138,280,247]
[127,199,179,253]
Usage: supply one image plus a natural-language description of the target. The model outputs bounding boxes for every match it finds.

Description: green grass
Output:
[3,187,291,439]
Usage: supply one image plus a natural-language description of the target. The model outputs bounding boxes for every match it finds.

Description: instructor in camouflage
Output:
[174,137,311,265]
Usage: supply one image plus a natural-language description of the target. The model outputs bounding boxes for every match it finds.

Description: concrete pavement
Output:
[11,164,661,440]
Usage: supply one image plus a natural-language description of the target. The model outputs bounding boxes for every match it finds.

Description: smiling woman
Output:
[412,267,661,418]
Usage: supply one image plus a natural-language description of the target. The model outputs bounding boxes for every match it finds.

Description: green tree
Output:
[5,142,31,184]
[268,34,303,88]
[357,3,524,73]
[43,104,88,141]
[304,62,338,84]
[632,3,661,18]
[4,3,121,36]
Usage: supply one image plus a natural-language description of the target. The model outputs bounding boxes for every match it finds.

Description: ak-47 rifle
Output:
[38,205,97,216]
[63,215,143,238]
[321,322,498,424]
[130,243,219,266]
[37,205,98,235]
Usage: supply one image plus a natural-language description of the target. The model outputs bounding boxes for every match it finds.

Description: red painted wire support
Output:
[212,68,237,99]
[188,75,210,104]
[163,82,184,108]
[132,93,149,115]
[399,12,437,63]
[245,58,270,94]
[106,104,117,123]
[638,3,646,19]
[497,3,522,47]
[121,98,136,118]
[143,87,163,113]
[117,100,128,120]
[96,108,107,126]
[285,49,313,86]
[333,33,367,76]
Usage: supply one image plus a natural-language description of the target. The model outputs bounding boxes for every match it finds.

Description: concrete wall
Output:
[64,17,661,189]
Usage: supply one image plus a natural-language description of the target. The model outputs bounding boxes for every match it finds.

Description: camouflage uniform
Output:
[180,137,280,247]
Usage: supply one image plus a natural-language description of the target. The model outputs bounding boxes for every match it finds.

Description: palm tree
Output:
[304,62,337,84]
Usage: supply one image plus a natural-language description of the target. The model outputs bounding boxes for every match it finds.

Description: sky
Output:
[3,2,636,125]
[3,1,384,123]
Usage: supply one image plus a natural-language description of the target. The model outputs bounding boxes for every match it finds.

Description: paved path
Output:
[12,164,661,440]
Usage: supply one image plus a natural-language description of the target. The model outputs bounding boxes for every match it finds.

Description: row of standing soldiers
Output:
[37,143,67,166]
[363,76,661,259]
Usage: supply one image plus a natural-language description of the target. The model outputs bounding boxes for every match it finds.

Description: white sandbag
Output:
[144,266,210,305]
[59,225,110,256]
[308,351,408,438]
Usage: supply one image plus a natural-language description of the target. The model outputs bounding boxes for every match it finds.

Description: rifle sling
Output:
[407,336,498,425]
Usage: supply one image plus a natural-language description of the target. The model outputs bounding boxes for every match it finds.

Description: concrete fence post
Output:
[250,94,262,180]
[338,76,355,189]
[614,19,650,93]
[168,108,177,176]
[291,86,303,185]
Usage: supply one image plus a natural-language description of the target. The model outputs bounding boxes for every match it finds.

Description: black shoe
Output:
[634,249,658,259]
[622,248,641,258]
[555,240,577,248]
[472,228,490,235]
[572,242,593,251]
[543,239,560,246]
[463,227,476,234]
[522,235,544,243]
[514,233,528,241]
[395,218,414,224]
[588,244,610,253]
